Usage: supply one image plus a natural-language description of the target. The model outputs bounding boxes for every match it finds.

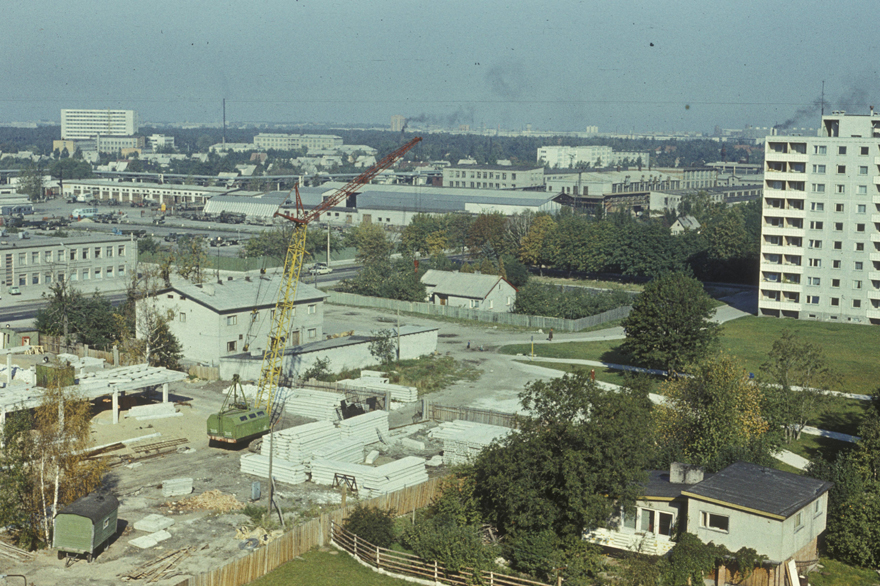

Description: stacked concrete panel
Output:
[239,453,309,485]
[260,420,340,463]
[283,387,342,421]
[336,379,418,403]
[310,456,428,497]
[429,420,513,466]
[338,410,389,445]
[312,438,365,465]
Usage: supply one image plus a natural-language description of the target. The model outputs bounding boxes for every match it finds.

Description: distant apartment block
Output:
[758,110,880,325]
[391,115,406,132]
[442,165,544,190]
[148,134,175,151]
[252,133,343,152]
[60,109,139,139]
[537,145,650,169]
[96,135,145,154]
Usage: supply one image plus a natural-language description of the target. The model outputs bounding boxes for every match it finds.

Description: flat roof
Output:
[162,275,327,314]
[0,233,132,252]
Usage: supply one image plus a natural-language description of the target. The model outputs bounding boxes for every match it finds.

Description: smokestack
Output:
[222,98,227,144]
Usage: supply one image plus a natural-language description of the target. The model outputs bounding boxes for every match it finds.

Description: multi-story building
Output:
[0,234,136,294]
[60,109,139,139]
[62,179,232,206]
[390,115,406,132]
[96,135,145,154]
[537,145,650,169]
[252,133,343,152]
[442,165,544,190]
[759,110,880,325]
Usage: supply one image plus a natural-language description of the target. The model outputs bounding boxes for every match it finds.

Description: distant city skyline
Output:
[2,0,879,133]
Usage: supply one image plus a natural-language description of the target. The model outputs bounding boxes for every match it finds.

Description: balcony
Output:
[874,156,880,166]
[874,176,880,186]
[759,299,800,311]
[762,281,802,293]
[764,171,807,183]
[872,214,880,223]
[870,271,880,281]
[782,208,807,219]
[762,225,805,238]
[870,253,880,262]
[872,234,880,243]
[868,290,880,301]
[764,152,809,163]
[867,308,880,320]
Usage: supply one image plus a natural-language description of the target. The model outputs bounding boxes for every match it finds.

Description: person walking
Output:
[548,328,553,341]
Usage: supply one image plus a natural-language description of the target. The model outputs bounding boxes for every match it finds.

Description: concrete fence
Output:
[326,291,631,332]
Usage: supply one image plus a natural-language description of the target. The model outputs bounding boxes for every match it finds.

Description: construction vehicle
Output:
[207,137,422,444]
[207,375,268,444]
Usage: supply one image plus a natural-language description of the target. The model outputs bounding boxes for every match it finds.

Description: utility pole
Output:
[326,222,330,266]
[396,310,401,362]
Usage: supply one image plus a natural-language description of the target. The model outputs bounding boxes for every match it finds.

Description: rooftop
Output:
[162,275,327,314]
[421,269,512,299]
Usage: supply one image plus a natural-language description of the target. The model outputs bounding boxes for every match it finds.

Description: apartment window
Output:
[809,240,822,249]
[836,204,845,212]
[858,185,868,194]
[810,221,823,229]
[511,173,517,180]
[69,249,76,261]
[833,241,842,250]
[861,146,870,155]
[107,246,113,258]
[807,296,820,304]
[227,315,237,326]
[106,266,113,278]
[860,166,869,175]
[808,277,821,286]
[795,512,804,530]
[834,222,843,231]
[56,250,64,262]
[701,512,729,533]
[837,165,846,174]
[94,247,101,258]
[809,258,822,267]
[836,185,845,194]
[31,273,39,285]
[118,245,125,256]
[814,145,827,155]
[812,164,826,174]
[855,243,864,251]
[45,273,52,284]
[839,146,847,155]
[31,252,39,264]
[82,248,89,260]
[832,279,840,287]
[118,265,125,275]
[95,267,102,279]
[44,251,51,262]
[855,262,864,270]
[179,312,186,323]
[308,328,317,339]
[854,280,863,289]
[832,260,841,269]
[17,252,25,265]
[82,268,89,280]
[812,183,825,193]
[855,223,865,232]
[227,341,237,352]
[811,202,824,211]
[858,204,867,213]
[831,298,839,306]
[308,304,316,314]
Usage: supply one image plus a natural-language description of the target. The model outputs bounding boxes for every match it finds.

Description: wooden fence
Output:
[39,335,125,365]
[331,521,556,586]
[188,364,220,380]
[429,403,519,428]
[180,477,444,586]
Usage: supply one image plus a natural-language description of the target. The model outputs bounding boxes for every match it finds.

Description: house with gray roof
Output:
[144,274,327,366]
[585,461,832,581]
[669,215,701,235]
[420,269,516,312]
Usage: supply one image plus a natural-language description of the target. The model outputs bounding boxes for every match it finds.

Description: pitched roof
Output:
[421,269,511,299]
[682,461,832,520]
[673,215,701,230]
[164,275,326,314]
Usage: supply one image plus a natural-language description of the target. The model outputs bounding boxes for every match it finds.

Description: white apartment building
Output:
[759,111,880,325]
[442,165,544,190]
[60,109,139,139]
[252,133,343,152]
[96,135,145,154]
[537,145,650,169]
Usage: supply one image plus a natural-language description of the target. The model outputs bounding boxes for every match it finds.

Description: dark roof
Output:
[640,470,714,500]
[682,461,832,520]
[59,493,118,522]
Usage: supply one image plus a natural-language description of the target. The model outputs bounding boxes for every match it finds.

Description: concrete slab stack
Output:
[309,456,428,497]
[338,410,389,444]
[283,387,342,421]
[312,437,365,465]
[239,453,309,485]
[260,420,341,463]
[429,420,513,466]
[336,379,418,403]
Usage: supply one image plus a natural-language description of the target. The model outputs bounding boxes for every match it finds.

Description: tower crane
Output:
[207,137,422,444]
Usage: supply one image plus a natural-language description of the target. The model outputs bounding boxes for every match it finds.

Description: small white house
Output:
[143,275,327,366]
[670,215,700,235]
[420,270,517,312]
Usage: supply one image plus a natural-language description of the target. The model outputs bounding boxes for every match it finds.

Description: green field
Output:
[807,558,879,586]
[248,549,409,586]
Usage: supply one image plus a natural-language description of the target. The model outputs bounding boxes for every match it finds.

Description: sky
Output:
[2,0,880,134]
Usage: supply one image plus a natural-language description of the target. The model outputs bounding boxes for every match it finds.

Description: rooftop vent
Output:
[670,462,704,485]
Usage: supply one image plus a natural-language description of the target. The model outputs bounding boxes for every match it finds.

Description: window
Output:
[836,185,845,194]
[812,183,825,193]
[856,243,865,251]
[107,246,113,257]
[814,145,827,155]
[95,267,102,279]
[795,512,804,530]
[858,185,868,194]
[31,252,39,264]
[807,296,820,304]
[808,277,821,286]
[82,248,89,260]
[489,299,494,309]
[809,240,822,249]
[103,518,110,530]
[31,273,39,285]
[857,223,865,232]
[853,280,863,289]
[811,202,824,211]
[815,500,822,514]
[836,204,845,212]
[809,258,822,267]
[118,245,125,256]
[831,298,839,306]
[106,266,113,278]
[57,250,64,262]
[812,164,826,174]
[832,260,841,268]
[69,249,76,261]
[118,265,125,275]
[44,251,51,262]
[834,222,843,231]
[180,312,186,323]
[832,279,840,287]
[810,221,824,229]
[308,304,316,314]
[858,204,867,213]
[226,315,237,326]
[82,268,89,280]
[853,299,862,308]
[860,166,869,175]
[837,165,846,174]
[861,146,870,155]
[94,247,101,258]
[833,241,842,250]
[839,146,847,155]
[308,328,317,339]
[701,512,729,532]
[227,341,237,352]
[622,511,637,530]
[45,273,52,284]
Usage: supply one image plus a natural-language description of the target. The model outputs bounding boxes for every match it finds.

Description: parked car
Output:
[308,263,333,275]
[8,286,20,295]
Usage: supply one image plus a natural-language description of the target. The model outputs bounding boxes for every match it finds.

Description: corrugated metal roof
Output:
[203,192,288,218]
[421,270,506,299]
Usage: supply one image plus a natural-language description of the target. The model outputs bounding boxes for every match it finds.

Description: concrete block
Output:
[151,529,172,543]
[426,455,444,467]
[134,514,175,533]
[129,534,158,549]
[364,450,380,465]
[162,477,193,498]
[400,438,425,451]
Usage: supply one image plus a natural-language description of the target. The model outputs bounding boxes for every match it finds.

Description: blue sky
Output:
[2,0,879,133]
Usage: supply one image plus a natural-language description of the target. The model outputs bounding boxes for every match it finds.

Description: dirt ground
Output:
[0,377,448,586]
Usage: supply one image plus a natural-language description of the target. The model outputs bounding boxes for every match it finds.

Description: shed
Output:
[54,492,119,560]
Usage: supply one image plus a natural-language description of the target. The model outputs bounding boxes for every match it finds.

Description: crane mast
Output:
[252,137,422,415]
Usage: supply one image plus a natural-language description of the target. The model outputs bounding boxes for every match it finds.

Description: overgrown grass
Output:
[531,275,644,292]
[807,557,879,586]
[784,434,854,464]
[248,549,411,586]
[317,355,481,397]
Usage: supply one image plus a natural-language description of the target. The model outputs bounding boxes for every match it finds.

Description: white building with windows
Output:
[442,165,544,190]
[253,133,343,151]
[60,109,139,139]
[537,145,650,169]
[0,234,136,294]
[759,110,880,324]
[147,275,326,366]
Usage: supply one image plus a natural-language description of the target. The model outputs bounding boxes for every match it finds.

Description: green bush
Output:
[343,505,397,549]
[401,514,492,575]
[513,282,632,319]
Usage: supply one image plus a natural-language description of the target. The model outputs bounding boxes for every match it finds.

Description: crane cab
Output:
[207,407,269,444]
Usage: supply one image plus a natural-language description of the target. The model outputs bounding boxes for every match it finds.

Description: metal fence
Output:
[326,291,631,332]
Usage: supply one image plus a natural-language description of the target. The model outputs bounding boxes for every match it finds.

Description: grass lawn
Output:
[247,548,410,586]
[531,275,644,292]
[513,360,664,391]
[784,433,854,463]
[807,557,879,586]
[322,355,481,397]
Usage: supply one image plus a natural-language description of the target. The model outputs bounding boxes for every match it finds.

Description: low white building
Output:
[442,165,544,190]
[62,179,232,206]
[420,270,516,312]
[146,275,327,366]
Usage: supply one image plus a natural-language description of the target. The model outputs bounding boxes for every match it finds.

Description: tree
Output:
[621,272,720,372]
[0,410,40,548]
[17,165,45,202]
[760,330,839,442]
[35,281,118,349]
[369,329,396,365]
[655,353,775,472]
[117,269,183,369]
[49,158,93,181]
[137,235,161,255]
[343,505,396,548]
[338,256,426,302]
[466,212,508,259]
[518,214,556,268]
[175,235,210,283]
[470,371,655,540]
[347,223,394,264]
